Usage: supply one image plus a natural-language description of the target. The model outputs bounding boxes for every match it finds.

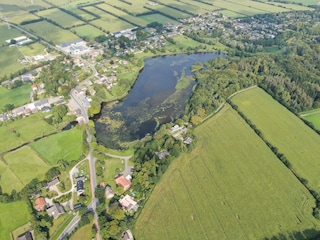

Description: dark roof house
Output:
[76,180,85,196]
[46,203,65,219]
[16,231,33,240]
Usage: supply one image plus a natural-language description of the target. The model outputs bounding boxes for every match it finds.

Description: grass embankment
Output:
[134,105,319,239]
[30,127,83,164]
[0,201,29,240]
[232,88,320,193]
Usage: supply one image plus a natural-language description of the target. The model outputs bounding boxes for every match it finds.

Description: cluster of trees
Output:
[45,104,69,125]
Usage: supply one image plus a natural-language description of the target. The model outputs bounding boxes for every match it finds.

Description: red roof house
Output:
[115,175,131,191]
[34,197,46,211]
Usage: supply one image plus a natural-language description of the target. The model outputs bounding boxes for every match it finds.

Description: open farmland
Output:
[1,146,50,193]
[261,0,319,6]
[266,2,314,11]
[19,42,46,56]
[301,109,320,131]
[71,25,105,40]
[84,6,134,32]
[0,23,23,45]
[36,8,84,29]
[30,127,83,164]
[103,0,149,15]
[0,46,27,78]
[0,201,29,240]
[24,20,79,44]
[146,4,192,19]
[231,88,320,193]
[96,3,149,27]
[134,105,320,239]
[139,13,179,25]
[0,83,31,113]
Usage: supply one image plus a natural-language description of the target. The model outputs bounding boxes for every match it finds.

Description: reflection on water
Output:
[95,53,221,149]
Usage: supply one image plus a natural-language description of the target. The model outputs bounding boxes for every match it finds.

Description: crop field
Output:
[156,0,205,15]
[266,2,314,11]
[0,83,31,114]
[24,20,79,44]
[0,201,29,240]
[96,3,149,27]
[1,146,50,193]
[218,10,247,18]
[85,6,134,32]
[180,0,221,12]
[36,8,84,29]
[30,127,83,164]
[19,42,46,56]
[69,8,97,21]
[104,0,149,15]
[213,0,268,16]
[134,105,319,239]
[228,0,290,13]
[71,25,105,40]
[300,109,320,130]
[261,0,319,6]
[6,114,56,142]
[231,88,320,193]
[147,4,192,19]
[139,13,179,24]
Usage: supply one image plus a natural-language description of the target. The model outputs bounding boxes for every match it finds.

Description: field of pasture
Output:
[24,20,79,44]
[71,25,105,40]
[36,8,84,29]
[261,0,319,6]
[134,105,319,239]
[231,88,320,193]
[0,83,31,113]
[30,127,83,164]
[0,146,51,193]
[0,46,27,78]
[0,201,29,240]
[301,109,320,130]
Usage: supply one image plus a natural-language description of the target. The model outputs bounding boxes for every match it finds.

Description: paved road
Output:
[58,214,81,240]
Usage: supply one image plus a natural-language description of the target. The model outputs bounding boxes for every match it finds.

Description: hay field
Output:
[134,105,319,239]
[232,87,320,193]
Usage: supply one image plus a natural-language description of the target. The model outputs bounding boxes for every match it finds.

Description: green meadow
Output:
[30,127,83,164]
[0,146,50,193]
[300,109,320,131]
[232,88,320,193]
[0,201,29,240]
[134,105,319,239]
[71,25,105,40]
[0,83,31,113]
[0,46,26,78]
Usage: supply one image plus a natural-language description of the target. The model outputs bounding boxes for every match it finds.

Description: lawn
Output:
[71,25,105,40]
[37,8,84,28]
[231,87,320,193]
[134,105,319,239]
[0,83,31,113]
[0,201,29,240]
[96,157,125,188]
[1,146,51,193]
[24,20,79,45]
[30,127,83,164]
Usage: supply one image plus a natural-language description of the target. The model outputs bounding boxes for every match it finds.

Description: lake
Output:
[95,53,222,149]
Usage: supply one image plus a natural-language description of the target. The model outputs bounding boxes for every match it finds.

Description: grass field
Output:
[5,114,56,142]
[1,146,50,193]
[0,201,29,240]
[37,8,84,28]
[30,127,83,164]
[0,83,31,114]
[139,13,179,25]
[0,46,27,78]
[19,42,46,56]
[134,105,319,239]
[261,0,319,6]
[232,88,320,193]
[0,23,23,45]
[69,220,93,240]
[147,4,192,19]
[24,20,79,44]
[71,25,105,40]
[301,109,320,130]
[96,157,125,189]
[266,2,314,11]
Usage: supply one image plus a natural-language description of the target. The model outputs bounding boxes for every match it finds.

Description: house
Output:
[47,178,60,188]
[119,195,139,212]
[105,186,115,199]
[183,137,192,145]
[121,229,134,240]
[34,99,49,110]
[76,180,85,196]
[115,175,131,191]
[31,84,38,91]
[46,203,65,219]
[34,197,46,211]
[156,150,170,160]
[16,231,33,240]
